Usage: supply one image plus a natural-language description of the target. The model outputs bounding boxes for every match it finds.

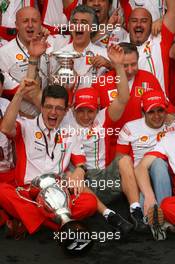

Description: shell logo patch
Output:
[108,89,118,101]
[157,131,166,142]
[140,135,149,142]
[35,132,42,139]
[16,53,24,61]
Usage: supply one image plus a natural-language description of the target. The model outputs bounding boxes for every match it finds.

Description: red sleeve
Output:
[145,151,168,161]
[63,0,78,20]
[116,143,131,155]
[2,85,19,101]
[119,0,132,29]
[71,154,86,166]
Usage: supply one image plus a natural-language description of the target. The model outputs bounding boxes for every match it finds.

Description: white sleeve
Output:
[117,123,133,146]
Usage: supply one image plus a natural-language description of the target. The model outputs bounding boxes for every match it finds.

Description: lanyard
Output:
[16,37,29,59]
[36,116,58,160]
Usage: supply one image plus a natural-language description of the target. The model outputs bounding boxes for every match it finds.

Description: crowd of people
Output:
[1,0,175,245]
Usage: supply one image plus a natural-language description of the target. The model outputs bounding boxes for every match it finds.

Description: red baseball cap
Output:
[142,90,167,112]
[74,88,98,110]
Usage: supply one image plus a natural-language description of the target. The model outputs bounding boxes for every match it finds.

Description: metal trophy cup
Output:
[31,173,93,255]
[49,51,81,90]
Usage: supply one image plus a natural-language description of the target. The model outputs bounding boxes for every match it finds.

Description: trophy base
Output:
[59,221,93,255]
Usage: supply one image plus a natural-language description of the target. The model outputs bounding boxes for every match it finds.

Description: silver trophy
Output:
[31,173,71,225]
[31,173,93,254]
[48,51,81,91]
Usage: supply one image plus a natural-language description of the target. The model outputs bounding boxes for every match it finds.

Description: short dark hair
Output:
[119,42,139,59]
[0,70,4,85]
[41,85,69,108]
[70,4,99,38]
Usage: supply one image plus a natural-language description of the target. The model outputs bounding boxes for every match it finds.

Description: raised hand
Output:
[17,78,39,98]
[108,8,122,29]
[107,44,124,67]
[28,34,48,58]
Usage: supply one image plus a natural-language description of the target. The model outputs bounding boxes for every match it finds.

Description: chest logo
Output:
[140,135,149,142]
[157,131,166,142]
[135,87,144,97]
[16,53,24,61]
[35,132,42,139]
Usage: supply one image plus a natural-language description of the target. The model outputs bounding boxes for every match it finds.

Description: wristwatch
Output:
[77,165,88,174]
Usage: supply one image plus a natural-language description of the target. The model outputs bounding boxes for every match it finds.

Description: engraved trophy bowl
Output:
[50,51,82,90]
[32,173,93,254]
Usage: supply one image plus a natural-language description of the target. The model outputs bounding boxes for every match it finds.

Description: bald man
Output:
[111,0,175,98]
[0,7,70,117]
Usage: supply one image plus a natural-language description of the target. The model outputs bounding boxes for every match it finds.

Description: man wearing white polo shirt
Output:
[117,90,174,237]
[62,44,133,236]
[0,81,97,236]
[114,0,175,97]
[0,6,70,116]
[60,5,111,88]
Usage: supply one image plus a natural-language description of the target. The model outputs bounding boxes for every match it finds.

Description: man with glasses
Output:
[0,80,97,237]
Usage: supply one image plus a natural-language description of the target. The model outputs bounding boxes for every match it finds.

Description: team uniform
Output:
[110,22,174,96]
[117,117,175,166]
[0,97,15,183]
[60,42,108,88]
[0,0,34,47]
[93,69,163,130]
[62,108,120,204]
[93,69,175,162]
[144,132,175,224]
[0,114,97,234]
[0,34,70,115]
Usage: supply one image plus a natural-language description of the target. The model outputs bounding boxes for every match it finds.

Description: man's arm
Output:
[0,79,38,137]
[134,155,157,215]
[23,34,48,109]
[163,0,175,33]
[107,45,130,121]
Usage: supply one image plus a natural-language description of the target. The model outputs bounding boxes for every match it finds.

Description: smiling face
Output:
[41,97,67,130]
[86,0,110,24]
[70,12,94,50]
[123,51,138,80]
[16,7,41,47]
[73,107,98,127]
[145,107,166,129]
[128,8,152,46]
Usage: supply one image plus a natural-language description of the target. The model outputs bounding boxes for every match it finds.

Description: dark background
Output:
[1,193,175,264]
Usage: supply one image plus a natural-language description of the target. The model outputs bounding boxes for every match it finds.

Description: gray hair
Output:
[70,4,99,38]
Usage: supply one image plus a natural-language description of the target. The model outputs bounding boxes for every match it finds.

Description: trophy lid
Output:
[52,51,82,59]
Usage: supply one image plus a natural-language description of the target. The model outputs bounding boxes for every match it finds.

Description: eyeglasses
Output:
[43,104,66,112]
